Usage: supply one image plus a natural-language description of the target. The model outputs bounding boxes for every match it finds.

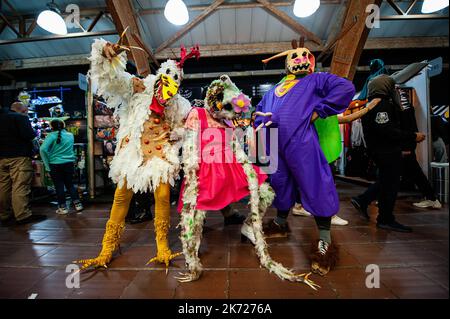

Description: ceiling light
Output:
[293,0,321,18]
[421,0,449,13]
[164,0,189,26]
[37,1,67,35]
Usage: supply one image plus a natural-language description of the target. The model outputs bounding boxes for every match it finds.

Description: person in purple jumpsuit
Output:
[254,43,355,276]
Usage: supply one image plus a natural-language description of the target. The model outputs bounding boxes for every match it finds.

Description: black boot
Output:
[351,197,370,221]
[224,211,246,226]
[16,214,47,225]
[377,221,412,233]
[129,209,153,224]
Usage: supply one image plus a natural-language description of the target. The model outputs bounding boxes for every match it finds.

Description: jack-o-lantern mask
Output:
[262,42,315,75]
[285,48,315,75]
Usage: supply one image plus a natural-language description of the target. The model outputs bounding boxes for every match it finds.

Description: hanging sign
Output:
[428,57,443,78]
[78,73,88,91]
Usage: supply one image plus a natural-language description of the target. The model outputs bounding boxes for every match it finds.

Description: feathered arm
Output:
[88,38,134,112]
[167,94,193,144]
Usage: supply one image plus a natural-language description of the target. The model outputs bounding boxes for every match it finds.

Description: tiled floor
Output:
[0,181,448,299]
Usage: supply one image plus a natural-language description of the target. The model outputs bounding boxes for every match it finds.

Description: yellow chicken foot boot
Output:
[146,218,181,273]
[146,247,182,273]
[74,220,125,270]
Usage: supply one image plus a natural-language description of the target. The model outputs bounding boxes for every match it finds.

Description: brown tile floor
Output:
[0,181,448,299]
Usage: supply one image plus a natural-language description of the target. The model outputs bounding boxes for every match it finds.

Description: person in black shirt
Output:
[400,100,441,209]
[350,75,425,232]
[0,102,46,225]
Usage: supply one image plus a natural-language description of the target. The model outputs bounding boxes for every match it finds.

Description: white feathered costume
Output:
[75,39,193,271]
[89,38,192,193]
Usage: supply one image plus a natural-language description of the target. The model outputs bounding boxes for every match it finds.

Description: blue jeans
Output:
[49,162,79,207]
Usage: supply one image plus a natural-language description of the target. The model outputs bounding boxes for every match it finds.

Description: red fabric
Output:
[343,122,352,148]
[178,108,267,212]
[149,97,165,116]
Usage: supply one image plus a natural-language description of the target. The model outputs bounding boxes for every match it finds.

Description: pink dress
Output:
[177,108,267,212]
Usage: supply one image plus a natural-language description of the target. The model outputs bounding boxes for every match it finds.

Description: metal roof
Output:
[0,0,448,61]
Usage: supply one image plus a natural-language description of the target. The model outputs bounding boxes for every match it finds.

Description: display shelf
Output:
[89,95,117,195]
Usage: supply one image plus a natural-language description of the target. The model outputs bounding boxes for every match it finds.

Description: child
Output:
[40,119,83,214]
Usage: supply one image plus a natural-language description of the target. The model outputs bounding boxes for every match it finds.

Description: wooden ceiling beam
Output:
[0,12,20,36]
[1,36,447,71]
[131,32,160,68]
[158,40,323,59]
[325,1,349,46]
[106,0,150,76]
[0,30,117,45]
[255,0,323,45]
[330,0,383,80]
[87,11,104,32]
[155,36,448,59]
[316,0,350,61]
[405,0,419,15]
[386,0,405,15]
[155,0,226,54]
[381,14,449,20]
[0,22,6,35]
[3,0,21,17]
[25,19,36,36]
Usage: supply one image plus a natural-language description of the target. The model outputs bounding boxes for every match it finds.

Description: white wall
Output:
[402,68,432,178]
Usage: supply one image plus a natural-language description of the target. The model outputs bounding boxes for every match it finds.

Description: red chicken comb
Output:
[177,44,201,69]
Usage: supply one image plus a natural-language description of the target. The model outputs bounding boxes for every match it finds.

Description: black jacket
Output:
[400,106,419,152]
[362,97,416,156]
[0,108,35,158]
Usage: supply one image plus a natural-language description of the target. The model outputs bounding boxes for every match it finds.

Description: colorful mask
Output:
[153,45,201,107]
[150,45,200,116]
[262,40,315,75]
[205,75,252,121]
[154,73,179,105]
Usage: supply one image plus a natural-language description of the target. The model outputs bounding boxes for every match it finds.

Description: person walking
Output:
[0,102,46,225]
[40,119,83,215]
[399,104,441,209]
[351,75,426,232]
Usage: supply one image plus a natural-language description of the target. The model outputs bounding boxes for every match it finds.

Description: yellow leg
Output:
[75,183,133,270]
[109,182,134,223]
[147,182,181,271]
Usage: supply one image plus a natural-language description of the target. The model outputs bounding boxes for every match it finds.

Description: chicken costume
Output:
[175,75,318,289]
[75,39,198,270]
[256,42,355,275]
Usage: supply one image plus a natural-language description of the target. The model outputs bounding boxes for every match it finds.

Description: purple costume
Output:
[255,72,355,217]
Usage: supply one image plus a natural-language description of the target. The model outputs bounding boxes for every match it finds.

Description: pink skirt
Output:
[177,161,267,212]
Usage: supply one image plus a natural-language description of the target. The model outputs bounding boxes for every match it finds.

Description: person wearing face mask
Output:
[75,40,197,271]
[351,74,426,232]
[254,41,355,276]
[174,75,317,289]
